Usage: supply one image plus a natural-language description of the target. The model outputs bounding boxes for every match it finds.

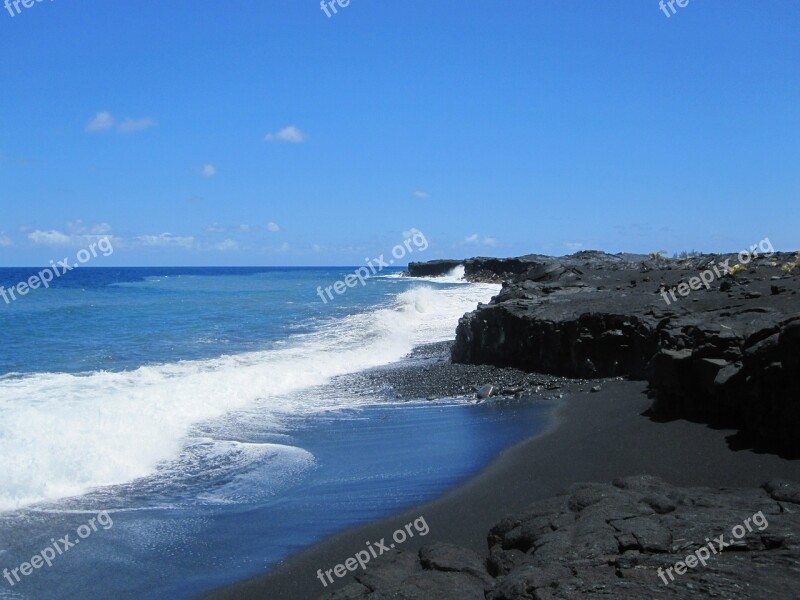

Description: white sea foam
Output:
[379,265,467,284]
[420,265,467,284]
[0,282,498,512]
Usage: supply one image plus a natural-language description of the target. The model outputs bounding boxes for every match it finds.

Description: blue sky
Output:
[1,0,798,266]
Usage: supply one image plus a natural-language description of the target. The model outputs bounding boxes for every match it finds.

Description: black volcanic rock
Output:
[407,259,464,277]
[319,477,800,600]
[462,256,548,282]
[407,251,650,282]
[445,250,799,455]
[648,315,800,454]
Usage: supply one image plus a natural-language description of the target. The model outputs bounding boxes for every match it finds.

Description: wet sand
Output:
[201,379,800,600]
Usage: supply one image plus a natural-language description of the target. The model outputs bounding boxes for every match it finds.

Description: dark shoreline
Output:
[201,373,800,600]
[203,250,800,599]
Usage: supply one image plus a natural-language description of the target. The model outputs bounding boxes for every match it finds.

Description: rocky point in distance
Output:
[408,250,800,458]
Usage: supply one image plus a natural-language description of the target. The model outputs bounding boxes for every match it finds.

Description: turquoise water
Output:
[0,267,551,599]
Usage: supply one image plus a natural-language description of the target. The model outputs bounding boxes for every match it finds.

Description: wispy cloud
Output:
[0,233,13,247]
[214,239,239,251]
[265,126,306,143]
[413,190,430,199]
[86,111,115,132]
[202,164,217,177]
[565,242,583,250]
[86,112,157,134]
[267,222,281,233]
[26,221,114,247]
[118,117,157,133]
[463,233,498,247]
[134,233,195,249]
[28,230,73,246]
[66,220,112,235]
[65,220,83,233]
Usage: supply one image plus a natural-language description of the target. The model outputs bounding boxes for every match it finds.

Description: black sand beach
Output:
[202,381,800,600]
[203,250,800,600]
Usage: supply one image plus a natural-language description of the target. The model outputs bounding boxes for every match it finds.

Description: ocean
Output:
[0,267,552,599]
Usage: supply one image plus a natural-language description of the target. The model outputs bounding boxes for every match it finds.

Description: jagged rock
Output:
[406,259,463,277]
[477,384,496,399]
[764,479,800,504]
[323,582,371,599]
[436,250,799,455]
[408,252,645,283]
[354,550,422,591]
[368,571,485,600]
[320,477,800,600]
[419,542,493,584]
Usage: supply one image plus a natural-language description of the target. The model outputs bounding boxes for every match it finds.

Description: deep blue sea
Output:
[0,267,552,600]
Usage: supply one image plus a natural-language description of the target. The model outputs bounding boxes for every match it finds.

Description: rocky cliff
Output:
[413,250,800,456]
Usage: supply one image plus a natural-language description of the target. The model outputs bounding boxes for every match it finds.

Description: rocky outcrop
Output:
[649,316,800,454]
[461,256,549,282]
[406,256,541,281]
[320,476,800,600]
[406,259,464,278]
[447,251,800,455]
[451,295,659,379]
[408,251,658,282]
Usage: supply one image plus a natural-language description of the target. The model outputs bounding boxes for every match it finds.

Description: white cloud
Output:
[67,220,112,235]
[134,233,195,249]
[86,111,115,132]
[215,239,239,251]
[311,244,321,252]
[87,112,156,134]
[206,223,225,233]
[0,233,12,247]
[463,233,497,247]
[267,222,281,233]
[414,190,430,199]
[264,241,290,253]
[565,242,583,250]
[28,230,73,246]
[66,219,85,233]
[202,164,217,177]
[118,117,157,133]
[265,126,306,143]
[239,224,251,232]
[91,223,112,234]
